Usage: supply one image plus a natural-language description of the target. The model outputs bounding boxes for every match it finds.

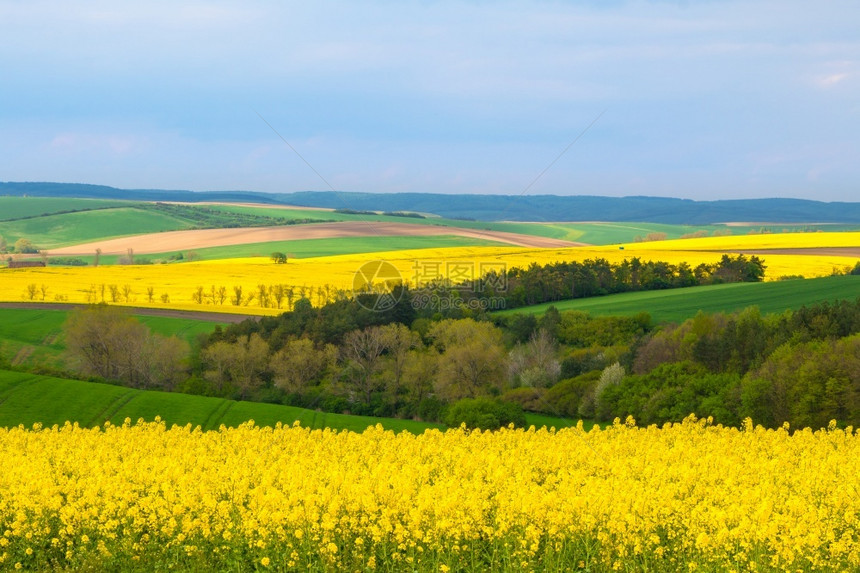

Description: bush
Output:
[443,398,526,430]
[542,371,600,418]
[416,396,446,422]
[48,257,88,266]
[499,387,545,412]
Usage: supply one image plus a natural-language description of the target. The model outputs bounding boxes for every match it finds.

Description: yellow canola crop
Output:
[1,233,857,314]
[1,417,860,572]
[617,230,860,251]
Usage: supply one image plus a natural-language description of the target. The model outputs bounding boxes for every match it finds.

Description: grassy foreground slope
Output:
[0,370,441,433]
[0,369,574,433]
[497,275,860,323]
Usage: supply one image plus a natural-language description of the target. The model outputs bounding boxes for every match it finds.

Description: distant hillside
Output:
[0,181,280,205]
[3,182,860,224]
[277,191,860,224]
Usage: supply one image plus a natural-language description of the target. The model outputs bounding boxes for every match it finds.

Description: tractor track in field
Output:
[11,346,34,366]
[87,390,138,427]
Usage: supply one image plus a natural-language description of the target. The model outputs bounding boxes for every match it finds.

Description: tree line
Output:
[432,254,766,310]
[561,298,860,429]
[56,279,860,430]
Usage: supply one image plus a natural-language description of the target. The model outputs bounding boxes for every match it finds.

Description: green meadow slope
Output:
[0,369,581,433]
[0,207,197,248]
[0,197,132,221]
[0,369,441,433]
[496,275,860,323]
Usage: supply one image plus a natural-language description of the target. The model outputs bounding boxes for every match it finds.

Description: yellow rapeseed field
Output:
[618,230,860,252]
[1,232,857,313]
[1,417,859,571]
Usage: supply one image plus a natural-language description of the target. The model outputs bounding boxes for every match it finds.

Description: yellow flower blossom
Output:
[0,418,858,570]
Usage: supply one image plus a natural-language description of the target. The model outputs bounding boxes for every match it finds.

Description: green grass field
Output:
[0,207,196,248]
[0,369,441,433]
[0,369,589,434]
[0,197,133,221]
[496,275,860,323]
[0,307,218,368]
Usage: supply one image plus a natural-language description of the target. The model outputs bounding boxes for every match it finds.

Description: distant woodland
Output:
[4,181,860,223]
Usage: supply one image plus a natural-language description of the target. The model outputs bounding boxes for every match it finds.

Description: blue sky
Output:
[1,1,858,200]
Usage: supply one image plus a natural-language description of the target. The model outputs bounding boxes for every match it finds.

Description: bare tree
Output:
[401,350,438,407]
[64,305,188,389]
[342,327,388,404]
[231,285,243,306]
[508,328,561,388]
[378,323,420,392]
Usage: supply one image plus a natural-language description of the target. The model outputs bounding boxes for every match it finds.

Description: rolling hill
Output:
[5,181,860,224]
[496,275,860,323]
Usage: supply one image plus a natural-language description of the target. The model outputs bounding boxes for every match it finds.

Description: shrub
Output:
[499,387,545,412]
[542,371,600,418]
[416,396,446,422]
[444,398,526,430]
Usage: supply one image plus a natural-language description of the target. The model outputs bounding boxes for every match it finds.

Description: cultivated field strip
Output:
[46,221,583,254]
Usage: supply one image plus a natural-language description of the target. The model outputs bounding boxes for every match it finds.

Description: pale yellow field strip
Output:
[616,231,860,252]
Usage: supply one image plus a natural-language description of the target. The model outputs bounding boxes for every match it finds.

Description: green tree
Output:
[270,338,336,394]
[200,333,269,399]
[13,238,38,254]
[742,336,860,429]
[378,323,420,393]
[429,319,507,400]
